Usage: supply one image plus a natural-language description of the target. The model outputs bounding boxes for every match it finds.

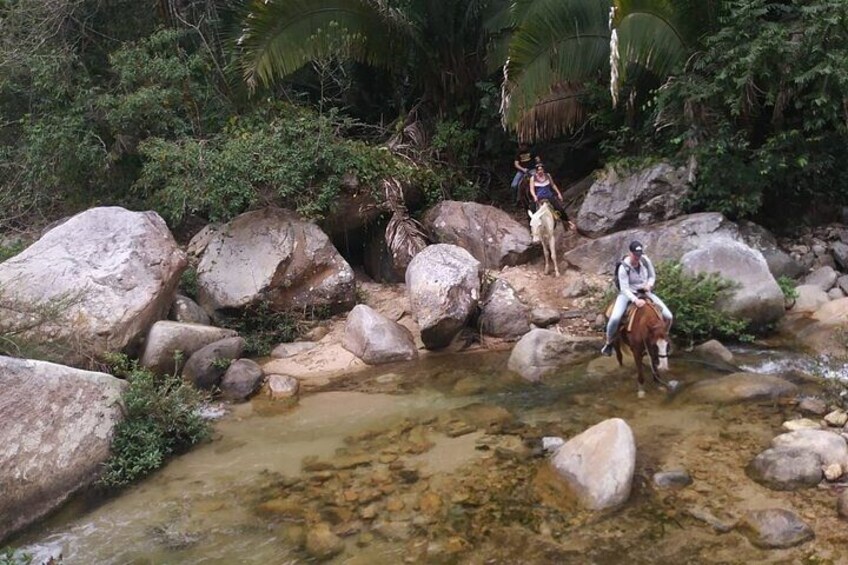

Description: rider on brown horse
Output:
[601,241,673,356]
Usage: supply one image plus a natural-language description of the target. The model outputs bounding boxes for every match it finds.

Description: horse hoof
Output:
[637,390,646,399]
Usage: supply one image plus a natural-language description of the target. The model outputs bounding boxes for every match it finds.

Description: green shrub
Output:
[218,301,304,357]
[777,275,799,303]
[99,354,210,488]
[0,240,24,263]
[653,261,753,347]
[180,267,199,300]
[0,548,32,565]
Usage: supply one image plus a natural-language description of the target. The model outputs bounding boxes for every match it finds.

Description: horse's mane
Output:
[634,301,665,332]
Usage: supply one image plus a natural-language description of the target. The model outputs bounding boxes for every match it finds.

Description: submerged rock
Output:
[693,340,734,364]
[737,509,814,549]
[0,356,126,541]
[747,447,823,490]
[305,522,344,559]
[267,374,299,400]
[508,329,596,382]
[653,469,693,489]
[682,372,797,404]
[550,418,636,510]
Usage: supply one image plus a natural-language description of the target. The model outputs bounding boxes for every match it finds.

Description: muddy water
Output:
[13,350,848,564]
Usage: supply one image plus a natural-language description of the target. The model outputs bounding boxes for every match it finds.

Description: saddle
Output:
[604,297,661,334]
[537,198,561,221]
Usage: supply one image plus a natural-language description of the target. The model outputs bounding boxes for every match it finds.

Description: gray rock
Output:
[781,418,822,431]
[0,356,126,541]
[798,397,828,416]
[508,329,597,382]
[693,339,734,364]
[683,372,797,404]
[780,297,848,357]
[406,244,482,349]
[771,429,848,467]
[832,241,848,271]
[140,321,237,375]
[825,409,848,427]
[220,359,264,401]
[186,223,222,261]
[531,307,561,327]
[828,288,845,300]
[197,208,355,317]
[478,279,531,339]
[550,418,636,510]
[270,341,319,359]
[685,506,736,533]
[792,285,831,313]
[747,447,823,490]
[563,213,785,328]
[561,277,589,298]
[837,275,848,295]
[342,304,418,364]
[423,201,533,269]
[653,469,693,489]
[737,221,805,279]
[680,240,784,329]
[0,207,186,366]
[737,509,814,549]
[170,295,211,325]
[803,266,838,292]
[267,374,299,400]
[576,163,691,237]
[182,337,245,389]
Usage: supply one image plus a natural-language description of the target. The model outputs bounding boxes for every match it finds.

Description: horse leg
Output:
[542,240,550,275]
[635,347,646,398]
[548,232,559,277]
[614,341,623,367]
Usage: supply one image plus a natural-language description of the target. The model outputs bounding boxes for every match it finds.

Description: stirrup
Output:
[600,343,613,357]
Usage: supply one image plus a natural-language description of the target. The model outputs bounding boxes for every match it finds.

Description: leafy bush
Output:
[0,548,32,565]
[653,261,753,347]
[777,275,799,303]
[99,354,209,488]
[180,267,199,300]
[218,301,305,357]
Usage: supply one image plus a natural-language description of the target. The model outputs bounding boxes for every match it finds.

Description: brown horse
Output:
[612,298,673,398]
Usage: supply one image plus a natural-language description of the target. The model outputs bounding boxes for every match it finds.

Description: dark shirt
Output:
[516,150,536,171]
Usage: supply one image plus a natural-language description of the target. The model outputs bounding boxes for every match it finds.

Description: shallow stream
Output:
[12,349,848,564]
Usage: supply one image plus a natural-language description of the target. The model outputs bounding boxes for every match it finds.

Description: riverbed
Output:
[11,349,848,564]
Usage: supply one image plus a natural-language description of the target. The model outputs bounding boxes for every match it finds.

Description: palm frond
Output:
[382,178,428,271]
[236,0,405,91]
[512,83,587,142]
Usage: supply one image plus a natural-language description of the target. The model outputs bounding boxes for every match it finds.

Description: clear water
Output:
[10,351,848,564]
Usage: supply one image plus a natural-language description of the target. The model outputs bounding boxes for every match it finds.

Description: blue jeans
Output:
[605,292,673,342]
[511,170,528,192]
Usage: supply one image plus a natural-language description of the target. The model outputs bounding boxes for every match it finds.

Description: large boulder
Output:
[406,244,482,349]
[0,356,126,541]
[0,207,186,366]
[508,329,597,382]
[140,321,237,375]
[550,418,636,510]
[736,220,805,279]
[563,213,785,328]
[682,372,797,404]
[781,297,848,356]
[680,240,784,327]
[423,201,533,269]
[478,279,531,339]
[196,208,355,317]
[791,285,830,313]
[575,162,691,237]
[342,304,418,364]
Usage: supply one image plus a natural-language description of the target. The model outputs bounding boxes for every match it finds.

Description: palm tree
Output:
[501,0,724,141]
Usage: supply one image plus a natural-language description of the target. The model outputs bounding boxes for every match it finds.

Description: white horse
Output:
[528,201,559,277]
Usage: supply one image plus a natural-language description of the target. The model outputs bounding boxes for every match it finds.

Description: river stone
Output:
[562,213,785,328]
[798,397,829,416]
[305,522,344,560]
[220,359,264,401]
[0,356,127,541]
[693,339,734,364]
[832,242,848,271]
[271,341,319,359]
[267,374,299,399]
[196,208,355,316]
[406,244,482,349]
[140,321,237,375]
[0,207,186,366]
[737,509,814,549]
[550,418,636,510]
[747,447,823,490]
[682,372,797,404]
[182,337,245,390]
[781,418,822,432]
[825,410,848,427]
[837,275,848,295]
[575,162,691,237]
[530,307,560,327]
[681,240,784,329]
[508,329,597,382]
[829,288,846,300]
[824,463,843,481]
[737,220,805,279]
[771,430,848,467]
[169,295,211,326]
[653,469,693,489]
[478,279,531,339]
[792,285,831,313]
[561,277,589,299]
[342,304,418,364]
[804,266,838,292]
[422,201,533,269]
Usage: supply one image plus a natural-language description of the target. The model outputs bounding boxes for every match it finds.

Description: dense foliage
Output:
[99,354,210,488]
[653,261,753,347]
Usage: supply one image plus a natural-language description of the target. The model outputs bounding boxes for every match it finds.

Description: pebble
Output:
[542,436,565,452]
[653,469,693,489]
[824,410,848,427]
[781,418,822,432]
[824,463,843,481]
[798,397,828,416]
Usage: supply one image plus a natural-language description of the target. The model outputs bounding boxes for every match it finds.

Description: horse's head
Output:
[528,209,542,243]
[649,320,670,372]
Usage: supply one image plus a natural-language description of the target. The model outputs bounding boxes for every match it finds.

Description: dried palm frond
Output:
[382,177,428,271]
[512,83,587,143]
